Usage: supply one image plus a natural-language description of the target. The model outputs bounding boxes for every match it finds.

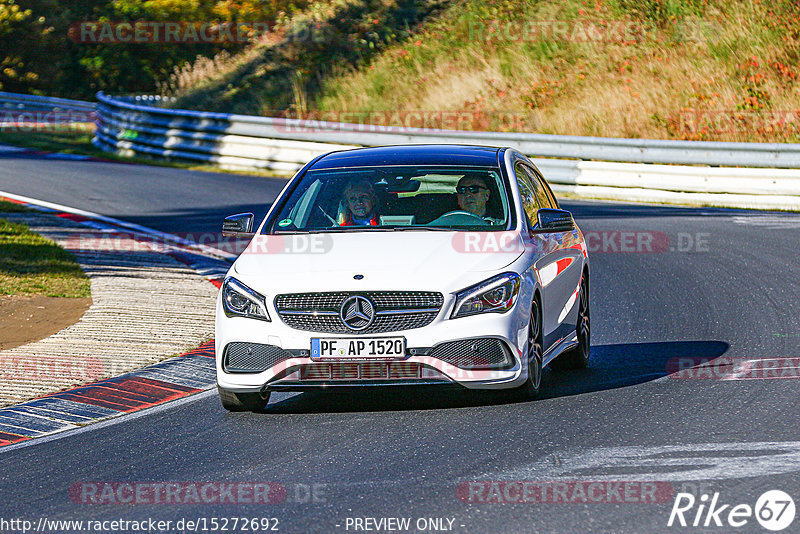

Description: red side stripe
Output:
[556,257,573,274]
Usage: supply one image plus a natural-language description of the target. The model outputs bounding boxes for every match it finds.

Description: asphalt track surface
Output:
[2,153,800,533]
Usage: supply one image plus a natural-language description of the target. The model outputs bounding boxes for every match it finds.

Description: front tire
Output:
[218,386,271,413]
[513,297,543,400]
[552,276,590,370]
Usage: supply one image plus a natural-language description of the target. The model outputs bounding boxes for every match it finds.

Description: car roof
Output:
[309,144,502,170]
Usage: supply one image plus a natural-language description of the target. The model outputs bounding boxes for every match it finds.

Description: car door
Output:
[520,164,584,351]
[514,162,558,351]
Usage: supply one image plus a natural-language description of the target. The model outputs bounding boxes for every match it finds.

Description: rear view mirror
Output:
[222,213,255,237]
[385,179,421,194]
[533,209,575,233]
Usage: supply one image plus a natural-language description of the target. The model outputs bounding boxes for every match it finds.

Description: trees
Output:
[2,0,303,99]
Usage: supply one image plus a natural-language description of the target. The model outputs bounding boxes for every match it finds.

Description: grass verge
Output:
[0,210,91,298]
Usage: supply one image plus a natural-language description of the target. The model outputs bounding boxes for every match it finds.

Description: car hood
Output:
[232,231,524,293]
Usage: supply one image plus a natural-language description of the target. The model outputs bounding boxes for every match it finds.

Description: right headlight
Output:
[221,277,270,321]
[451,272,521,319]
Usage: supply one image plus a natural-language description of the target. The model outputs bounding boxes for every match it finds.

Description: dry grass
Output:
[312,0,800,142]
[162,0,450,115]
[157,38,279,98]
[162,0,800,142]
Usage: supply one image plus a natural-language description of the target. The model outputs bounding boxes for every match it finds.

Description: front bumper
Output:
[215,291,531,392]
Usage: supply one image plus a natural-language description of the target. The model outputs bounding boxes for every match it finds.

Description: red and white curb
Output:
[0,189,236,448]
[0,342,217,447]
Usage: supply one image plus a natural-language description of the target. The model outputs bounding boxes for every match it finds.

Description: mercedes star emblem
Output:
[340,295,375,331]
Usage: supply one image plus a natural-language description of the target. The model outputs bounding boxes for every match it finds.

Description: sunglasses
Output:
[456,185,488,194]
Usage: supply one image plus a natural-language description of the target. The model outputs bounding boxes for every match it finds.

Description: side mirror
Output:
[222,213,255,237]
[533,208,575,233]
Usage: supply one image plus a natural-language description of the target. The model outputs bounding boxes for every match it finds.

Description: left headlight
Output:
[451,272,521,319]
[221,277,271,321]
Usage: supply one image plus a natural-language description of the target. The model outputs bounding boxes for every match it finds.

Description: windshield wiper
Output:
[272,227,346,234]
[386,225,452,231]
[273,225,457,234]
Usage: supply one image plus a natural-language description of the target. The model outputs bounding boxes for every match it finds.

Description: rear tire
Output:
[512,297,543,400]
[218,386,271,413]
[552,275,590,370]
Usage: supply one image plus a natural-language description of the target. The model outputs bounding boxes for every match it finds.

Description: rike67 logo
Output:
[668,490,795,531]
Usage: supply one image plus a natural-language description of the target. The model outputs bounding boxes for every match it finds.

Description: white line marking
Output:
[0,388,216,454]
[493,441,800,482]
[0,389,304,454]
[0,189,236,261]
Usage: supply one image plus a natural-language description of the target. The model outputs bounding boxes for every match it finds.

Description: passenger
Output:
[338,179,380,226]
[455,176,501,224]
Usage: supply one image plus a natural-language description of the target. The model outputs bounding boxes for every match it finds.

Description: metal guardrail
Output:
[0,91,96,114]
[93,92,800,168]
[91,91,800,210]
[2,91,800,210]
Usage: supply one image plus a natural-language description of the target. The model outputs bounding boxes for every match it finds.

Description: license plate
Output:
[311,337,406,360]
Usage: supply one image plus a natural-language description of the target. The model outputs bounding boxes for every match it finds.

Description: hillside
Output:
[165,0,800,143]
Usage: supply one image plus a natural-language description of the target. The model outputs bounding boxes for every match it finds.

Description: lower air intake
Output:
[300,362,422,380]
[223,343,294,373]
[429,338,513,369]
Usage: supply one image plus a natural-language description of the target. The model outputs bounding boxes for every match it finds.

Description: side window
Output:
[525,167,559,209]
[522,165,555,210]
[514,162,541,227]
[542,179,559,208]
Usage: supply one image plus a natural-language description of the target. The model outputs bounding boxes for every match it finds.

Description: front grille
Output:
[429,338,513,369]
[299,362,422,380]
[275,291,443,334]
[223,342,294,373]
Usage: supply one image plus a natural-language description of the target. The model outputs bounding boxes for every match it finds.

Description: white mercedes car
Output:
[215,145,590,412]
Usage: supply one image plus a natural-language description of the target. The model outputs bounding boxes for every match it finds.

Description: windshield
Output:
[265,165,513,233]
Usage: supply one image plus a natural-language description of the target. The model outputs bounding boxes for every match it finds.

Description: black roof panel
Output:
[310,144,502,169]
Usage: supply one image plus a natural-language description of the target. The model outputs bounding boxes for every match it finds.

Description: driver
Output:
[455,176,501,224]
[338,179,380,226]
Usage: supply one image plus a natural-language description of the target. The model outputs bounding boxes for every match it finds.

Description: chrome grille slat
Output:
[275,291,443,334]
